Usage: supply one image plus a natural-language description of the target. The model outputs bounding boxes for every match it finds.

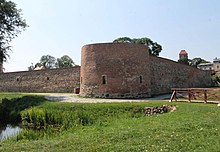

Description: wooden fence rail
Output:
[170,88,220,105]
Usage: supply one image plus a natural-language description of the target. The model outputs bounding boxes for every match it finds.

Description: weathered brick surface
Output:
[0,43,212,97]
[80,43,212,98]
[80,43,151,98]
[0,66,80,93]
[149,56,212,95]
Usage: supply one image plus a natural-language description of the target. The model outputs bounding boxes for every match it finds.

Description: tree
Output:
[0,0,27,72]
[39,55,56,69]
[113,37,162,56]
[212,75,220,86]
[113,37,133,43]
[56,55,75,68]
[27,63,34,71]
[189,58,210,67]
[33,54,75,70]
[178,58,189,65]
[34,62,42,68]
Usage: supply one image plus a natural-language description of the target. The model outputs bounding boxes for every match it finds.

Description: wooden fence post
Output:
[188,89,191,102]
[170,90,177,102]
[204,90,207,103]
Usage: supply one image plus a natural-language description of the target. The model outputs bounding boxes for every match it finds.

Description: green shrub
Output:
[212,75,220,86]
[0,96,46,123]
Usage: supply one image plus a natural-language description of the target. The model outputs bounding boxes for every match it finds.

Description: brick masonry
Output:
[0,66,80,93]
[80,43,212,98]
[80,43,151,98]
[149,55,212,95]
[0,43,212,97]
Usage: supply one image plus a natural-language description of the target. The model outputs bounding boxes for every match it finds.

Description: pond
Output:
[0,124,21,141]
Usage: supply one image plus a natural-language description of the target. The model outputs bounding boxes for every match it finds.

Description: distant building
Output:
[213,58,220,73]
[179,50,188,59]
[178,50,189,65]
[197,63,213,70]
[198,57,220,76]
[34,66,45,70]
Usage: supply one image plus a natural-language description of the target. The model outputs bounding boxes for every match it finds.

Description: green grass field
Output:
[0,93,220,152]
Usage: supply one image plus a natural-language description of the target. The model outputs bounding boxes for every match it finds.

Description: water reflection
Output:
[0,124,20,141]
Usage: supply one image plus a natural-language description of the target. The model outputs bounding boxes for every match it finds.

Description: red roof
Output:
[34,66,45,70]
[179,50,188,55]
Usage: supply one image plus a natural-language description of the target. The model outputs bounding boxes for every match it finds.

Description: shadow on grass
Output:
[0,96,47,124]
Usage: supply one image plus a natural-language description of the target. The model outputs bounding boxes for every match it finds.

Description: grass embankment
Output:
[0,92,26,101]
[0,93,220,151]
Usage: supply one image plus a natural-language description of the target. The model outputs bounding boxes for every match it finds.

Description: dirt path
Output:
[40,93,171,103]
[28,93,220,105]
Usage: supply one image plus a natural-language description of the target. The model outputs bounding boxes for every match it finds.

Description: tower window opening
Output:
[16,76,21,82]
[102,75,107,84]
[140,76,143,83]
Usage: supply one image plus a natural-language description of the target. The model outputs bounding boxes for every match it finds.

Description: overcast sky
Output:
[4,0,220,72]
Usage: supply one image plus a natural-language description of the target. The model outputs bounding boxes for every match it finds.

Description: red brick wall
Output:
[0,43,212,97]
[0,66,80,93]
[149,55,212,95]
[80,43,212,98]
[80,43,151,98]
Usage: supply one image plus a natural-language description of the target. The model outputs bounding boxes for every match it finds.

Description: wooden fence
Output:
[170,88,220,104]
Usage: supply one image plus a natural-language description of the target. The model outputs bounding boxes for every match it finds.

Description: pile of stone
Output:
[144,105,176,116]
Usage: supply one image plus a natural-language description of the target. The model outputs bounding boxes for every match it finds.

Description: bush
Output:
[0,96,46,123]
[212,76,220,86]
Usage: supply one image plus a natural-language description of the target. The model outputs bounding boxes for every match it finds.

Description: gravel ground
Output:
[25,93,219,105]
[40,93,171,103]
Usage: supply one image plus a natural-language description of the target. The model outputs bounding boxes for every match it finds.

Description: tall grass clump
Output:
[17,102,149,140]
[20,102,145,130]
[0,96,46,123]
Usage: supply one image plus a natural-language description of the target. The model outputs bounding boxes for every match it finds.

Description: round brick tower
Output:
[80,43,151,98]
